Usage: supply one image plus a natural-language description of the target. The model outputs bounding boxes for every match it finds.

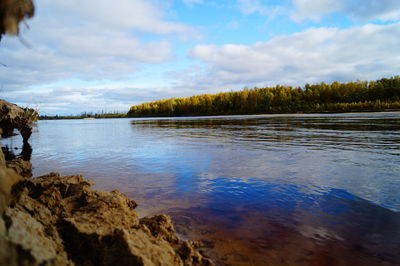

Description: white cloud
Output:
[2,83,177,115]
[0,0,202,114]
[346,0,400,21]
[0,0,199,92]
[292,0,400,21]
[42,0,195,35]
[292,0,345,21]
[187,23,400,90]
[0,27,173,89]
[237,0,284,18]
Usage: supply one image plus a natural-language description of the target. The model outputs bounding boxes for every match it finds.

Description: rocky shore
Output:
[0,100,213,265]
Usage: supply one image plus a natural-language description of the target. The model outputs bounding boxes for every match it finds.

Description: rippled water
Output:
[3,113,400,265]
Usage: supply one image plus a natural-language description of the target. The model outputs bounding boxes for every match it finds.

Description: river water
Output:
[3,113,400,265]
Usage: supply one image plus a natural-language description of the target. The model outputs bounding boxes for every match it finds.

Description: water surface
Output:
[3,113,400,265]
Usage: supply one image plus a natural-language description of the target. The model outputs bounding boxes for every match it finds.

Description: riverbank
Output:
[39,109,400,120]
[125,109,400,118]
[39,113,126,120]
[0,99,213,265]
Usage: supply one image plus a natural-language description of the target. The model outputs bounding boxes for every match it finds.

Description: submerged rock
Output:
[1,172,213,265]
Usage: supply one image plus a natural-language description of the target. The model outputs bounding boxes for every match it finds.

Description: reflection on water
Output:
[2,142,32,161]
[171,179,400,265]
[4,113,399,265]
[131,114,400,154]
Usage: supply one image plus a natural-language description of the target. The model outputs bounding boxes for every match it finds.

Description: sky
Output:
[1,0,400,115]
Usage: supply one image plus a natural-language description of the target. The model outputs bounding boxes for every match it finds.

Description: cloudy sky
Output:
[1,0,400,115]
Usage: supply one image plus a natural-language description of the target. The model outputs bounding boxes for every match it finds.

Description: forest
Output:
[127,76,400,117]
[39,112,126,120]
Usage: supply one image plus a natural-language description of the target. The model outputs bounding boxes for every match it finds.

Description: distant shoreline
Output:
[39,109,400,120]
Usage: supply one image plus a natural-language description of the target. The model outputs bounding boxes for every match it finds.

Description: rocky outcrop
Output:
[1,172,213,265]
[0,158,21,215]
[0,99,34,212]
[0,99,37,143]
[6,158,32,178]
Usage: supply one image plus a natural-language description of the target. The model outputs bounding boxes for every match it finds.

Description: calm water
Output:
[3,113,400,265]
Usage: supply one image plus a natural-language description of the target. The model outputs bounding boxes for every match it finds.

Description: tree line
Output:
[127,76,400,117]
[40,111,126,120]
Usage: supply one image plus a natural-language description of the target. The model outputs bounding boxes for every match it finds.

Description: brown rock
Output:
[178,241,214,266]
[0,215,18,266]
[0,162,21,213]
[6,158,32,178]
[0,99,35,212]
[140,214,180,244]
[0,99,37,142]
[3,173,213,266]
[4,208,71,265]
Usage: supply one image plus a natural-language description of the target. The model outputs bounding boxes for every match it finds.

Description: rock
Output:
[0,215,18,266]
[0,162,21,213]
[6,158,32,178]
[140,215,213,265]
[2,173,213,265]
[0,99,35,212]
[178,241,214,266]
[140,214,180,244]
[4,208,71,265]
[0,99,37,142]
[0,147,4,165]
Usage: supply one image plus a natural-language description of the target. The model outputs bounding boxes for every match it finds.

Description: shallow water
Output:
[3,113,400,265]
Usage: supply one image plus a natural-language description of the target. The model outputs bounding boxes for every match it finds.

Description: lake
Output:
[3,112,400,265]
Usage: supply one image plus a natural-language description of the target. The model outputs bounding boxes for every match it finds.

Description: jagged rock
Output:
[6,158,32,178]
[0,99,37,142]
[4,208,71,266]
[178,241,214,266]
[0,99,35,212]
[0,215,18,266]
[140,214,180,244]
[140,215,213,265]
[0,144,4,165]
[0,163,21,213]
[3,173,213,266]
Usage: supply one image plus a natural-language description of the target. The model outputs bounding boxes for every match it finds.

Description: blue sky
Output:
[1,0,400,115]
